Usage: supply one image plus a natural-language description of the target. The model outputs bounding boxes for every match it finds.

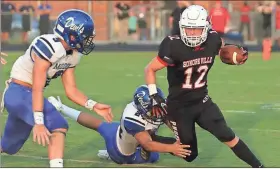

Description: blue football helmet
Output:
[133,85,166,124]
[53,9,95,55]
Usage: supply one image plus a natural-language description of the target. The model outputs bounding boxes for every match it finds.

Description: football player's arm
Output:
[135,131,173,153]
[124,119,190,157]
[61,68,113,123]
[61,68,89,107]
[31,37,56,124]
[32,54,51,114]
[145,37,174,94]
[135,131,190,158]
[125,120,175,153]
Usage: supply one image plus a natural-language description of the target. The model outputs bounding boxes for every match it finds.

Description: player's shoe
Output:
[97,150,111,161]
[48,96,63,112]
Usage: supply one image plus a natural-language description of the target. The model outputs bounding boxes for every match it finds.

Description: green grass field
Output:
[1,51,280,167]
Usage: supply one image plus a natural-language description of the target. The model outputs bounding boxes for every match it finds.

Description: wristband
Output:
[34,111,44,125]
[85,99,97,110]
[148,84,157,95]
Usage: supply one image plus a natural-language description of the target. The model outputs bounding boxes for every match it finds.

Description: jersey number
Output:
[182,65,208,89]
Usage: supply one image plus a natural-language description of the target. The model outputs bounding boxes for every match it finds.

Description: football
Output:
[219,45,248,65]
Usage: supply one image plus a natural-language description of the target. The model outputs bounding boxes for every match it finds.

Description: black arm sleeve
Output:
[151,134,176,144]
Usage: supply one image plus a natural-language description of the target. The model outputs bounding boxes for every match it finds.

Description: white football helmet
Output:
[179,5,211,47]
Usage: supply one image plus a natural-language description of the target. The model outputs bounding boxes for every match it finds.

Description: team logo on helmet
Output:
[136,91,149,109]
[65,17,85,34]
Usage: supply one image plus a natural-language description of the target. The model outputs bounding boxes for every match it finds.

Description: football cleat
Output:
[97,150,111,161]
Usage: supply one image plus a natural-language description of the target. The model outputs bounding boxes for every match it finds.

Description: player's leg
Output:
[1,83,35,154]
[167,106,198,162]
[97,122,126,164]
[1,114,32,155]
[48,96,103,130]
[197,101,263,167]
[4,83,69,167]
[43,99,69,167]
[48,96,123,164]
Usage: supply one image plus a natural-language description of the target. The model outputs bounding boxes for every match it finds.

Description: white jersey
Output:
[116,102,161,156]
[10,34,82,86]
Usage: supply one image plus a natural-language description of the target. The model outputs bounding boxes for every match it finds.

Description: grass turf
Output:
[1,51,280,167]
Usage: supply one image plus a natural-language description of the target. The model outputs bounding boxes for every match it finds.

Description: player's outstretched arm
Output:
[61,68,113,123]
[145,57,168,118]
[134,130,191,158]
[144,57,166,88]
[48,96,103,131]
[32,51,52,146]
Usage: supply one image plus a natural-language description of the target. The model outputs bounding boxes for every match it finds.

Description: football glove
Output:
[238,45,248,64]
[150,93,168,119]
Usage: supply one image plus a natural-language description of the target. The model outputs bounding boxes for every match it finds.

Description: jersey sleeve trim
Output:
[39,37,55,53]
[124,117,145,127]
[33,38,53,60]
[157,56,174,67]
[29,48,34,62]
[124,120,145,136]
[31,46,49,62]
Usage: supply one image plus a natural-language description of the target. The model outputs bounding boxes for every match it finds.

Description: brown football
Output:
[219,45,247,65]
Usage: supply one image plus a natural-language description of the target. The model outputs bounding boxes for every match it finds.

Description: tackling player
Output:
[144,5,264,167]
[1,9,113,167]
[48,85,191,164]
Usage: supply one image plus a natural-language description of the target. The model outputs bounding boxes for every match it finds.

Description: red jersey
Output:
[209,7,230,33]
[240,5,250,23]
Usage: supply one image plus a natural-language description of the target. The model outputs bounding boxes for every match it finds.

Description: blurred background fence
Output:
[1,0,280,50]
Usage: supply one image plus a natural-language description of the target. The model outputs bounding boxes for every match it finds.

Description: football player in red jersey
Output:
[144,5,263,168]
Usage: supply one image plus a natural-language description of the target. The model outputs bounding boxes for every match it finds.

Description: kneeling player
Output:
[48,85,191,164]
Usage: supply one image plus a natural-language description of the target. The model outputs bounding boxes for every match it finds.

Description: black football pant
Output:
[167,96,235,162]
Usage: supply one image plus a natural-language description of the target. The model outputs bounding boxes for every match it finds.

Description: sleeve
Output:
[157,36,176,66]
[31,36,56,62]
[209,30,223,55]
[124,117,145,136]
